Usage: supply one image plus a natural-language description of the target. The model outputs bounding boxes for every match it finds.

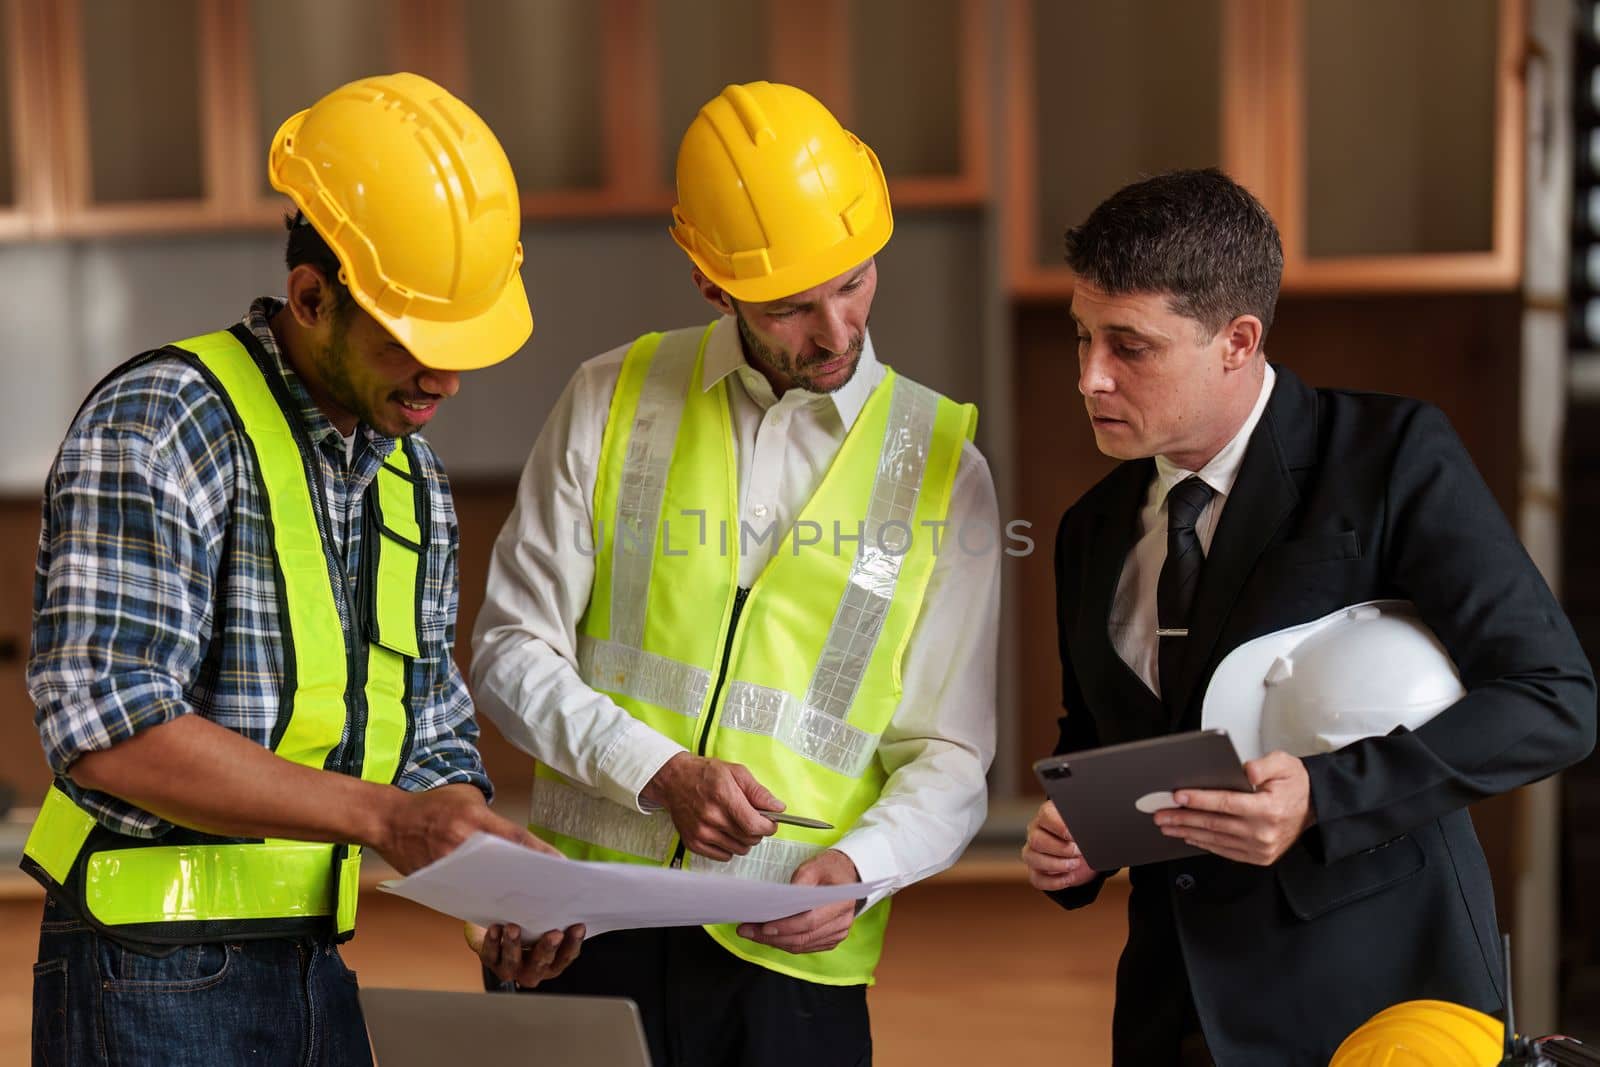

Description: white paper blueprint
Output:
[379,833,892,938]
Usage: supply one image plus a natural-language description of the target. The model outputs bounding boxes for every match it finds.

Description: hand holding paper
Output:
[468,918,585,987]
[735,848,861,954]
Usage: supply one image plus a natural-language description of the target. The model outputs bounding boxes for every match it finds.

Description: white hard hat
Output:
[1202,600,1465,763]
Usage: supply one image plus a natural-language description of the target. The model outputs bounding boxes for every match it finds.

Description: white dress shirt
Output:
[1110,365,1276,696]
[471,315,999,895]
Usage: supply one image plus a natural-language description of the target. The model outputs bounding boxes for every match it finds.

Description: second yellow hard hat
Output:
[670,82,893,303]
[1330,999,1505,1066]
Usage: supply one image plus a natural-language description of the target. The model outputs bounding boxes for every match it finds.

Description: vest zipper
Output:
[669,584,750,869]
[696,585,749,757]
[346,496,384,777]
[296,432,368,913]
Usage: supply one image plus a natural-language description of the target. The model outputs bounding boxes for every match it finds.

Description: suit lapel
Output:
[1166,367,1316,724]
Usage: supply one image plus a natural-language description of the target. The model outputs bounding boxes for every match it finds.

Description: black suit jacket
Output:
[1048,366,1596,1065]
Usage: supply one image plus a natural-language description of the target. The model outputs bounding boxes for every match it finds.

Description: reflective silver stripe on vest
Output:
[578,635,711,719]
[694,836,825,884]
[720,681,877,778]
[610,332,703,648]
[528,775,676,863]
[803,376,940,720]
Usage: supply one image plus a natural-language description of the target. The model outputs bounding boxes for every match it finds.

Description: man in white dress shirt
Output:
[468,81,998,1067]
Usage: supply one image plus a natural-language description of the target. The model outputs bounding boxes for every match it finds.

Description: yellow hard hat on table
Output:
[1331,999,1504,1066]
[269,71,532,371]
[670,81,893,302]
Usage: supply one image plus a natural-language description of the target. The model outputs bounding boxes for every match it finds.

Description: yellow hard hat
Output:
[269,72,532,371]
[670,81,893,303]
[1331,999,1505,1066]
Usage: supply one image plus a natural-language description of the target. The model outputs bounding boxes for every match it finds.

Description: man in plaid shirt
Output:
[24,74,580,1067]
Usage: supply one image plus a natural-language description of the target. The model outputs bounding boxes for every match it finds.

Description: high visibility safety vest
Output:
[529,323,977,985]
[22,325,426,945]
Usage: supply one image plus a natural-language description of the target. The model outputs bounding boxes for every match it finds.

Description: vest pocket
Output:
[363,514,422,658]
[1275,833,1425,920]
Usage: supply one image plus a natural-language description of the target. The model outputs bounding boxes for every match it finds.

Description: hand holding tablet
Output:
[1032,729,1253,870]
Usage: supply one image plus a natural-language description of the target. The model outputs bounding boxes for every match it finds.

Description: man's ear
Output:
[691,269,736,316]
[1220,314,1264,371]
[284,264,339,329]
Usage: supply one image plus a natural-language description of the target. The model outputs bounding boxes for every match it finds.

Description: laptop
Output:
[360,987,652,1067]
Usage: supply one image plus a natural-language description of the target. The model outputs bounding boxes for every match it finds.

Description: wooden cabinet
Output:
[463,0,609,200]
[74,0,207,205]
[0,4,16,229]
[47,0,234,234]
[656,0,768,195]
[1005,0,1233,297]
[1005,0,1527,298]
[0,499,49,801]
[0,0,50,239]
[847,0,986,204]
[0,0,990,240]
[237,0,402,210]
[0,0,1532,293]
[1276,0,1524,290]
[441,0,652,217]
[436,0,989,216]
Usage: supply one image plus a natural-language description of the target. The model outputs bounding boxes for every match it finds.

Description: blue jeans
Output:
[32,894,373,1067]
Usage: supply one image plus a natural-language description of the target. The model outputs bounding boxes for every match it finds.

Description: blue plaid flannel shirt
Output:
[27,298,490,837]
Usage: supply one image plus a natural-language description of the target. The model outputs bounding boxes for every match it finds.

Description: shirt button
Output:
[752,505,769,519]
[1175,873,1197,891]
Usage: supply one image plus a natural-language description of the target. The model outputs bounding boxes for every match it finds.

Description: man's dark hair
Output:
[1064,168,1282,342]
[284,211,354,313]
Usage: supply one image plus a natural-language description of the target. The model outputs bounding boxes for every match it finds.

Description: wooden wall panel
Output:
[0,498,44,804]
[450,481,531,808]
[1011,305,1117,776]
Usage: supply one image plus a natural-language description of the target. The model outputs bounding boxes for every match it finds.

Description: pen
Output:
[758,811,834,830]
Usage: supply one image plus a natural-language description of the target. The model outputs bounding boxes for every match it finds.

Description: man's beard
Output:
[736,311,864,394]
[319,331,418,438]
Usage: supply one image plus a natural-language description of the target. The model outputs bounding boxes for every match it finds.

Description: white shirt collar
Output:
[699,315,879,430]
[1153,363,1277,505]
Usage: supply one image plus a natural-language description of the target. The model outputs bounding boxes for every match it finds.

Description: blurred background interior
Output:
[1,0,1598,1062]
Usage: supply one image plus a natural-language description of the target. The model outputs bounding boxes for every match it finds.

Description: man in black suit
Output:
[1020,169,1596,1065]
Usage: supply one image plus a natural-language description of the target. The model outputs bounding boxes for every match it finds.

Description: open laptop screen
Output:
[359,987,652,1067]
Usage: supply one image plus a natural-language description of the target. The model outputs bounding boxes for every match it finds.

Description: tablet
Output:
[1032,729,1253,871]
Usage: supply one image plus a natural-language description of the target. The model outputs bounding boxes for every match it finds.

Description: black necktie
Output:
[1157,475,1215,703]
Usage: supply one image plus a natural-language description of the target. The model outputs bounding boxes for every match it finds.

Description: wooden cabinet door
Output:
[49,0,234,234]
[233,0,400,220]
[0,0,20,238]
[0,499,49,803]
[847,0,987,206]
[1005,0,1234,298]
[1276,0,1525,290]
[456,0,617,214]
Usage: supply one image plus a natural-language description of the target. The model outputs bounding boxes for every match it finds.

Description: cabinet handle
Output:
[0,636,19,662]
